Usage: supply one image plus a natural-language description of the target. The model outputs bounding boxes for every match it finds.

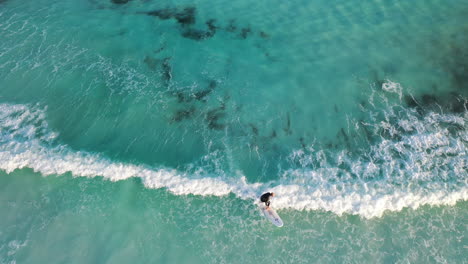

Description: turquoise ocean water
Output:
[1,0,467,263]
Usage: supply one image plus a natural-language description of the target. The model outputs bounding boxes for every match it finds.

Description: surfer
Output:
[260,192,275,209]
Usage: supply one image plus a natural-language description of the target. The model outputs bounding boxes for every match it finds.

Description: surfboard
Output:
[260,204,283,227]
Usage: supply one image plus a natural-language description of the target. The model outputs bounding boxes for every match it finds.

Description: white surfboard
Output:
[260,204,283,227]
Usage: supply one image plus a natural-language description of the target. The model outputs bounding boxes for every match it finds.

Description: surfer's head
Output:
[271,192,275,197]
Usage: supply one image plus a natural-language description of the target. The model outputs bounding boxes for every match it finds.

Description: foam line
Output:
[0,101,467,218]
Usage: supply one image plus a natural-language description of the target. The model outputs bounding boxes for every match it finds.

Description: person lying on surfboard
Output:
[260,192,275,209]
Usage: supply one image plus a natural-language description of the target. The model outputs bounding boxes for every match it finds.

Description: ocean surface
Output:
[1,0,467,263]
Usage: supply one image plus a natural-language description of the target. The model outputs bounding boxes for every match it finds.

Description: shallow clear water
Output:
[0,0,467,263]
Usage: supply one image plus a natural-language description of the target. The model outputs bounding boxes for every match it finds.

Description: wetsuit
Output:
[260,192,273,207]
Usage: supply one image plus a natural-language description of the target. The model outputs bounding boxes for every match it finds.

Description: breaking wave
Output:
[0,83,467,218]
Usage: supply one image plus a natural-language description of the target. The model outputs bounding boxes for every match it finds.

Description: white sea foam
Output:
[381,80,403,100]
[0,101,467,218]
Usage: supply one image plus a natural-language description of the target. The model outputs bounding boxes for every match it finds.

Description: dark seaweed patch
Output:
[143,56,172,82]
[181,19,217,41]
[340,128,349,142]
[240,27,252,39]
[205,107,226,130]
[143,56,158,70]
[299,137,306,148]
[259,31,270,39]
[369,69,387,90]
[271,130,277,138]
[404,95,419,108]
[405,92,466,114]
[154,46,165,54]
[339,128,351,149]
[421,94,438,106]
[174,7,196,25]
[172,107,196,122]
[283,113,292,135]
[182,28,214,41]
[146,9,173,20]
[249,123,259,135]
[140,7,269,42]
[111,0,131,4]
[206,19,217,32]
[161,57,172,82]
[226,19,237,32]
[360,120,373,143]
[144,7,196,26]
[193,89,213,101]
[445,45,468,92]
[193,81,216,101]
[173,80,217,103]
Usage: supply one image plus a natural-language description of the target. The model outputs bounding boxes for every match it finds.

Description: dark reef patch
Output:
[404,92,466,114]
[161,57,172,82]
[194,80,217,101]
[154,46,165,54]
[182,19,217,41]
[299,137,306,148]
[172,107,196,122]
[144,7,196,26]
[111,0,131,4]
[426,27,468,99]
[370,69,386,90]
[249,123,259,136]
[174,7,196,25]
[270,130,277,138]
[283,113,292,135]
[182,28,214,41]
[143,56,158,70]
[226,19,237,32]
[144,56,172,82]
[139,7,269,42]
[443,42,468,92]
[206,19,217,32]
[239,27,252,39]
[173,80,217,103]
[205,106,226,130]
[259,31,270,39]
